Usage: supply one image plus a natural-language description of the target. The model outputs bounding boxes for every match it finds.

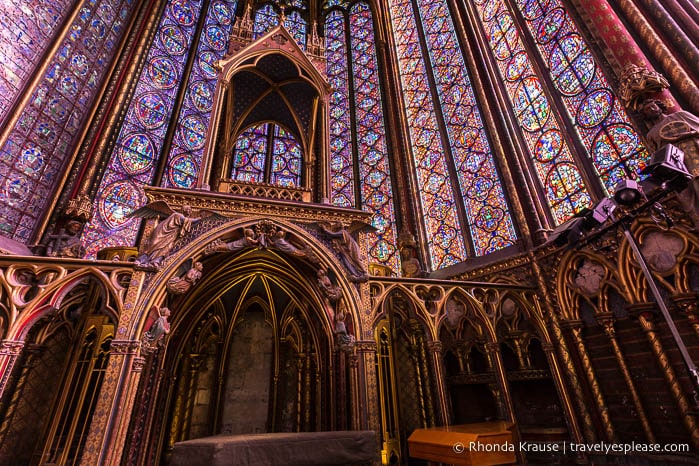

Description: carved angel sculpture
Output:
[319,221,369,281]
[166,261,203,295]
[130,201,223,270]
[142,306,171,353]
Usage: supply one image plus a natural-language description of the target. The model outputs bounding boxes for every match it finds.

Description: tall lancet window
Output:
[470,0,646,223]
[389,0,518,269]
[82,0,239,258]
[253,1,307,49]
[0,0,137,242]
[326,1,400,273]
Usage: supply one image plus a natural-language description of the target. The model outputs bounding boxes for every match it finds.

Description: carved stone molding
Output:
[143,186,371,225]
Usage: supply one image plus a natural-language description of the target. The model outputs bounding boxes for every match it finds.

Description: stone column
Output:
[568,0,682,111]
[355,341,380,446]
[484,342,514,422]
[566,321,616,443]
[0,340,26,399]
[540,341,586,446]
[638,312,699,450]
[426,340,450,426]
[80,339,142,466]
[600,318,655,443]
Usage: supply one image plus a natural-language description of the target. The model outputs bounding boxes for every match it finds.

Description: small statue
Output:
[46,220,85,258]
[334,306,355,351]
[142,306,171,352]
[319,221,368,281]
[130,201,224,270]
[166,261,203,295]
[641,97,699,177]
[317,268,342,302]
[640,97,699,229]
[226,227,260,252]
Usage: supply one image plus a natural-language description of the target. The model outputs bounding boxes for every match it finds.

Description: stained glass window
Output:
[81,0,215,258]
[389,0,517,267]
[230,123,302,187]
[514,0,647,193]
[0,0,136,242]
[0,0,75,126]
[162,0,238,188]
[472,0,591,222]
[326,2,400,273]
[253,2,307,49]
[326,10,354,209]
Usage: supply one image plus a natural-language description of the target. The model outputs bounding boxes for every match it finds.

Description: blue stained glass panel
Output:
[82,0,205,258]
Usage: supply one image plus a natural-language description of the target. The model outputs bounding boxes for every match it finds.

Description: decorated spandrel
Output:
[416,0,517,255]
[81,0,206,258]
[350,2,400,272]
[162,0,238,188]
[0,0,136,242]
[514,0,647,193]
[473,0,591,223]
[0,1,74,125]
[389,0,467,268]
[326,10,355,208]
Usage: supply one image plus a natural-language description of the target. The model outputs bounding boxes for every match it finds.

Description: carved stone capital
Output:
[110,339,141,355]
[0,340,25,355]
[484,342,500,353]
[132,356,146,373]
[354,340,377,353]
[560,319,584,330]
[426,340,443,353]
[540,342,555,353]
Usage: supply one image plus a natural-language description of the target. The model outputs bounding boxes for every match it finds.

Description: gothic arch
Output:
[6,266,125,340]
[131,217,362,343]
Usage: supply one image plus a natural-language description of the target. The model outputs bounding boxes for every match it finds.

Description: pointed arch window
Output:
[231,123,302,187]
[389,0,518,269]
[325,1,401,273]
